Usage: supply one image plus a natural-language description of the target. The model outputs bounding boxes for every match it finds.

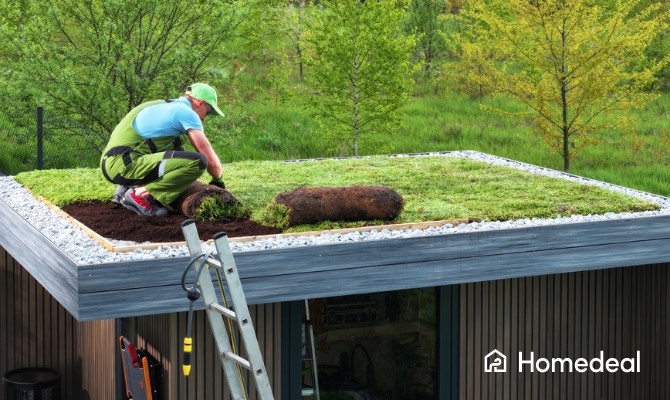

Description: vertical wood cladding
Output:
[459,264,670,400]
[0,248,117,399]
[4,243,670,400]
[134,303,282,400]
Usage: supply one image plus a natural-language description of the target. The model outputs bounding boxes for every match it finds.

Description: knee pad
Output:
[165,150,208,170]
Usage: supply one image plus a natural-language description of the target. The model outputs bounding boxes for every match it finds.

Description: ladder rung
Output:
[224,351,252,371]
[204,256,222,269]
[209,303,238,321]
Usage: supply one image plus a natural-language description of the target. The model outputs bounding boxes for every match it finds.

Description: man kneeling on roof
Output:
[100,83,226,216]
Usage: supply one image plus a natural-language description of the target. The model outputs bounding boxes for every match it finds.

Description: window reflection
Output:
[305,288,436,400]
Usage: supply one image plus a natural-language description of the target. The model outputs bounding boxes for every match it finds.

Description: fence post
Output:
[37,106,44,170]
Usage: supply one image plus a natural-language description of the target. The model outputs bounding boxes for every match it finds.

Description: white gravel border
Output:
[1,151,669,266]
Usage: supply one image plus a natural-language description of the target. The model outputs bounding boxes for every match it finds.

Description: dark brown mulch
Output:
[61,201,282,243]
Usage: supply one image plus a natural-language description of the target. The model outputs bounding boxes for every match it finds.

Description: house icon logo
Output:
[484,349,507,373]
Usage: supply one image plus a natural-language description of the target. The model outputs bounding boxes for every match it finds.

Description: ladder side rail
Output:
[214,233,274,399]
[182,222,249,399]
[304,300,321,400]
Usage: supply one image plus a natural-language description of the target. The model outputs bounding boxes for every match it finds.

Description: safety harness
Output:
[101,100,185,187]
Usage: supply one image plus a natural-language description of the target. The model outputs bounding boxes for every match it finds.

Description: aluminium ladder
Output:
[181,220,274,400]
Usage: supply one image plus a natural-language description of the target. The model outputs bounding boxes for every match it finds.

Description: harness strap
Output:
[173,137,183,151]
[101,144,160,187]
[104,145,134,166]
[146,139,158,153]
[102,149,202,187]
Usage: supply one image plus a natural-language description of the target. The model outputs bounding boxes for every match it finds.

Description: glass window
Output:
[304,288,436,400]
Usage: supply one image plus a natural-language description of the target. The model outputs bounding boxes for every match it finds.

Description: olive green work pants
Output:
[102,150,207,206]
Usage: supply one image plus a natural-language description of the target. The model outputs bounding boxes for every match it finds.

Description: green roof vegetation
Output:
[14,155,658,232]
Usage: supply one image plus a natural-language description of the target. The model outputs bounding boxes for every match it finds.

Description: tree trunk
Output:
[561,16,570,172]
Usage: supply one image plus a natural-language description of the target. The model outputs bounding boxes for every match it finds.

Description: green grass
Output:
[401,92,670,195]
[203,88,670,197]
[15,155,657,232]
[15,73,667,229]
[9,80,670,218]
[6,83,668,198]
[213,103,336,161]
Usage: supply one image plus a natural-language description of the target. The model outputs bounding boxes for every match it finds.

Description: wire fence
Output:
[0,107,106,175]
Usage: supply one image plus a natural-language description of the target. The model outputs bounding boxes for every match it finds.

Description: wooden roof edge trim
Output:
[101,218,470,253]
[42,198,116,252]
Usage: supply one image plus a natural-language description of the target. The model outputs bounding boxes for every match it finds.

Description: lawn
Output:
[15,152,658,232]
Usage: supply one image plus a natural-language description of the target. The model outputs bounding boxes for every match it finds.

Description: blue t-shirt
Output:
[132,97,203,139]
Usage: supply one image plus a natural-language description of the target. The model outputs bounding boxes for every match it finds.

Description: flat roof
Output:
[2,152,670,321]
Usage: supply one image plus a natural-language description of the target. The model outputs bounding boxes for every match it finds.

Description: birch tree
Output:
[459,0,670,170]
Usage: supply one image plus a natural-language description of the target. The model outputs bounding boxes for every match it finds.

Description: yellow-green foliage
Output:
[455,0,670,171]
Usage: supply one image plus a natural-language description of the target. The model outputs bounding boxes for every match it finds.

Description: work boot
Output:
[111,185,129,205]
[121,190,168,217]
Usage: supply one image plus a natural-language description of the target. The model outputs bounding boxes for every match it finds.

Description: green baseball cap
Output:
[187,83,224,117]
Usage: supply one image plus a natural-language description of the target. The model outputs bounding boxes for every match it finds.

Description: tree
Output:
[404,0,451,75]
[441,10,498,100]
[0,0,259,143]
[304,0,416,156]
[458,0,670,171]
[268,47,295,113]
[288,0,314,81]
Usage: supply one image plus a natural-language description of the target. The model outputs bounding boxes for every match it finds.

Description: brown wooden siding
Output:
[132,303,282,400]
[5,242,670,400]
[0,248,118,399]
[459,264,670,400]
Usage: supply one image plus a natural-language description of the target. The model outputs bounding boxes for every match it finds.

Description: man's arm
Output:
[186,129,223,179]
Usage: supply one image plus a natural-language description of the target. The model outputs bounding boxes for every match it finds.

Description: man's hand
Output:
[209,176,225,189]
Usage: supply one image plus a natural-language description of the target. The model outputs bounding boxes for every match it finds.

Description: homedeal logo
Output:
[484,349,507,373]
[484,350,641,373]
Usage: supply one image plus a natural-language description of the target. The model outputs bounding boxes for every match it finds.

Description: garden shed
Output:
[2,152,670,400]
